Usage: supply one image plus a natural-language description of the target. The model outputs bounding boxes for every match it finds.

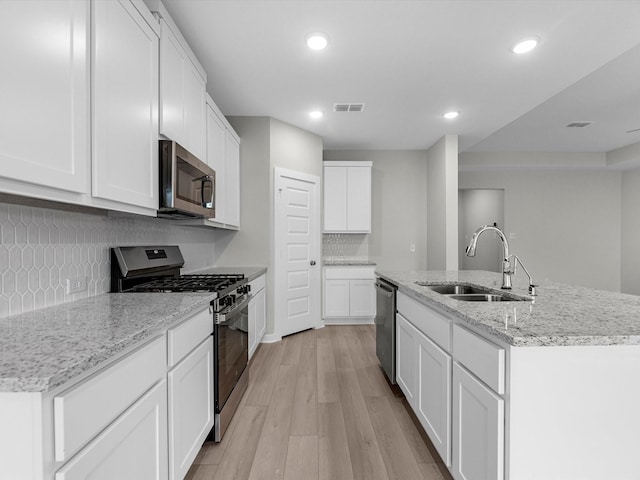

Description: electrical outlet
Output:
[509,232,517,239]
[66,277,87,295]
[410,243,416,252]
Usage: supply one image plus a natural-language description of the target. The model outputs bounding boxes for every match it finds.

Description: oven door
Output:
[214,295,250,412]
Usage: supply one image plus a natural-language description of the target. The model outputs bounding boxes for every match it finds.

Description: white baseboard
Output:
[260,333,282,343]
[323,317,375,325]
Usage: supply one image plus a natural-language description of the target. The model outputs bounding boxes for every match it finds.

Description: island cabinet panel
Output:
[55,379,168,480]
[453,324,505,395]
[452,362,504,480]
[0,0,89,195]
[54,335,166,462]
[508,345,640,480]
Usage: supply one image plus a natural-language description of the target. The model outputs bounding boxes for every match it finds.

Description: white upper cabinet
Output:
[225,130,240,228]
[158,9,207,161]
[205,97,240,229]
[92,0,159,211]
[323,161,372,233]
[0,0,90,194]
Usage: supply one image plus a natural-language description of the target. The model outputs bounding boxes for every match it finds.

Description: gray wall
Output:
[621,168,640,295]
[221,116,323,337]
[323,150,428,271]
[459,159,622,291]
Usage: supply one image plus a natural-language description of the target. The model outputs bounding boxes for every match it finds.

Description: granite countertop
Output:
[0,292,214,393]
[323,259,376,266]
[376,270,640,348]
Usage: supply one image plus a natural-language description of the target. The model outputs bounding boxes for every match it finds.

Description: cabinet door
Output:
[347,166,371,232]
[92,0,159,210]
[183,63,207,161]
[396,313,417,406]
[159,19,187,146]
[452,362,504,480]
[206,104,227,223]
[0,0,89,194]
[225,131,240,227]
[323,166,348,232]
[323,279,350,318]
[416,330,451,466]
[349,279,376,317]
[168,338,214,480]
[55,380,168,480]
[248,293,258,360]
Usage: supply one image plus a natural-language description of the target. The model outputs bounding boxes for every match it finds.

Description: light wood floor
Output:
[186,325,453,480]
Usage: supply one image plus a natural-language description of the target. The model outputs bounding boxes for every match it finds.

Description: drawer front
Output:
[249,274,266,294]
[452,323,505,394]
[397,292,451,352]
[54,335,166,462]
[168,307,213,367]
[324,266,375,280]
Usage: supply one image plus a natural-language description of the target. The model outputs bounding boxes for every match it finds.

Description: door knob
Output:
[310,260,316,266]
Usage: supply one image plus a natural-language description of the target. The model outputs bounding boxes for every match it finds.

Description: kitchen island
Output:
[377,270,640,480]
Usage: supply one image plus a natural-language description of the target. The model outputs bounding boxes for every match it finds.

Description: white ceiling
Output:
[162,0,640,153]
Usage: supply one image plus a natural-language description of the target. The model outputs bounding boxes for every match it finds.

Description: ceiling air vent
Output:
[334,103,365,112]
[565,121,593,128]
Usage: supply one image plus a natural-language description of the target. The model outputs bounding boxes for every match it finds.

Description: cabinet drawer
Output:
[54,335,166,462]
[452,324,505,394]
[324,266,375,280]
[168,307,213,367]
[397,292,451,351]
[249,274,266,294]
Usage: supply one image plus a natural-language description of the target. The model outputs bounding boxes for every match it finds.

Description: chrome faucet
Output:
[465,224,537,294]
[465,225,513,289]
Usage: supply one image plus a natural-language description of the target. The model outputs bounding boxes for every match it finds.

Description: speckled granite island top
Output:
[0,292,214,393]
[376,270,640,347]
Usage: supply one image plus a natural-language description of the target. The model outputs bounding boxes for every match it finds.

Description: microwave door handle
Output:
[192,175,213,207]
[202,176,214,208]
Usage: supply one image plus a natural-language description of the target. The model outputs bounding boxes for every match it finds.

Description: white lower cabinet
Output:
[452,362,504,480]
[416,329,451,466]
[248,274,267,359]
[323,266,376,322]
[396,308,451,466]
[168,338,214,480]
[56,379,168,480]
[395,312,417,405]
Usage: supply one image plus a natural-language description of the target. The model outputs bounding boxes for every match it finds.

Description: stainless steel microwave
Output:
[158,140,215,218]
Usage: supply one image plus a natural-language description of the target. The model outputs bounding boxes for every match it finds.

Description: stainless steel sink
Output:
[448,293,515,302]
[416,283,492,295]
[415,282,529,302]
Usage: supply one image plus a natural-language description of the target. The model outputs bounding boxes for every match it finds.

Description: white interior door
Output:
[274,168,321,337]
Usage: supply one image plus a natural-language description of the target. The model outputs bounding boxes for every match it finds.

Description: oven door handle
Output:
[215,295,252,325]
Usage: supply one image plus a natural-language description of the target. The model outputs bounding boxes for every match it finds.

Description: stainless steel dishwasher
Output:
[375,277,397,384]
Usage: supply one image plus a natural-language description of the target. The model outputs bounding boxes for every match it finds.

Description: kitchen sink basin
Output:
[449,293,516,302]
[415,283,492,295]
[415,282,529,302]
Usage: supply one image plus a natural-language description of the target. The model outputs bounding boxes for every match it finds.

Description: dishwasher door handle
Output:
[375,282,395,297]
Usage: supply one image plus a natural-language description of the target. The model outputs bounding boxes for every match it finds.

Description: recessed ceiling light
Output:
[309,110,323,119]
[511,37,539,54]
[306,33,328,51]
[443,111,459,120]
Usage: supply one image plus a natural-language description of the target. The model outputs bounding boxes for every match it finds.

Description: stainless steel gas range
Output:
[111,245,250,442]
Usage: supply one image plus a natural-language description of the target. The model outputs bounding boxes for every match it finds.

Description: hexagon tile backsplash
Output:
[0,202,218,318]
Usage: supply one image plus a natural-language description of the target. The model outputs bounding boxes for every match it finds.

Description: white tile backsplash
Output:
[0,203,218,318]
[322,233,369,261]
